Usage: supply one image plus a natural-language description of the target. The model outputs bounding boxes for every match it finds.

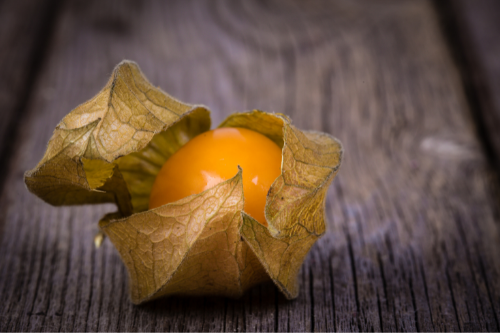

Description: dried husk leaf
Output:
[25,61,343,304]
[100,170,269,303]
[220,111,342,298]
[25,60,210,215]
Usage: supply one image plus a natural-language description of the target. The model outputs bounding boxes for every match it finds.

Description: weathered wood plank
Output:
[438,0,500,174]
[0,0,59,187]
[0,0,499,331]
[435,1,500,330]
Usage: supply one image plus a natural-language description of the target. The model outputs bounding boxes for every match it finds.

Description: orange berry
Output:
[149,127,282,226]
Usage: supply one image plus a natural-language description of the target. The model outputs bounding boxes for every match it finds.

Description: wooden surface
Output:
[439,0,500,172]
[0,0,60,189]
[1,0,499,331]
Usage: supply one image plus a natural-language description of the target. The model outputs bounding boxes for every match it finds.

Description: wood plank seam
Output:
[433,0,500,179]
[0,0,63,196]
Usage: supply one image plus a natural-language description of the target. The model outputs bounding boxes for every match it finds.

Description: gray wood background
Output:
[0,0,499,331]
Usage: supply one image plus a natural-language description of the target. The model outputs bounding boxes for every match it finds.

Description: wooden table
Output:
[1,0,499,331]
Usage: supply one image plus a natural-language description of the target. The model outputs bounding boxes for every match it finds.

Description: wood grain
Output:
[438,0,500,173]
[0,0,499,331]
[0,0,60,187]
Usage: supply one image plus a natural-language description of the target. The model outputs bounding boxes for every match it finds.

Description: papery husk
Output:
[219,111,342,299]
[99,169,269,303]
[25,60,210,215]
[25,60,343,304]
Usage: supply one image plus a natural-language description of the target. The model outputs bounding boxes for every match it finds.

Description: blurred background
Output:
[0,0,499,331]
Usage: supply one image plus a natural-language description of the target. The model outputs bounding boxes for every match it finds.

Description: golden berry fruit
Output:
[149,127,282,226]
